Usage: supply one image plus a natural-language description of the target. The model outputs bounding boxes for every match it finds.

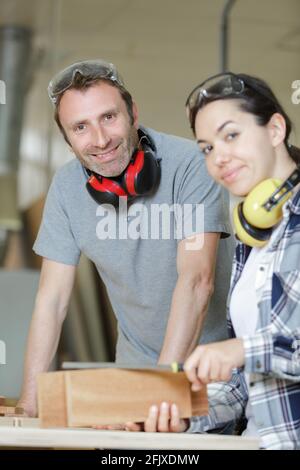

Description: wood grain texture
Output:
[66,369,193,427]
[0,417,259,450]
[38,369,208,428]
[191,389,208,416]
[0,405,25,416]
[37,371,67,428]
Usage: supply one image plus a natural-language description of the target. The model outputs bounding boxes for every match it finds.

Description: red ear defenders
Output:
[233,167,300,247]
[86,145,161,207]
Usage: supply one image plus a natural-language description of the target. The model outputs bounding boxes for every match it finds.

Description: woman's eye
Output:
[201,145,213,155]
[226,132,239,141]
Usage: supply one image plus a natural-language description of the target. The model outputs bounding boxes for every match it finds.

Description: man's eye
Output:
[104,113,115,121]
[75,124,86,132]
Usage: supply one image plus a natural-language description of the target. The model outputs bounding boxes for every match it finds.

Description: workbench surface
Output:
[0,417,259,450]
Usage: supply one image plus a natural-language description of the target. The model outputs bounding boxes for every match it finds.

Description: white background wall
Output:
[0,0,299,208]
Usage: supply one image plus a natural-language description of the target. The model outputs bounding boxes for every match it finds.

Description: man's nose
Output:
[91,126,111,148]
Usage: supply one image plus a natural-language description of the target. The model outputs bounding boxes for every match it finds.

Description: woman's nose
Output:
[214,144,231,166]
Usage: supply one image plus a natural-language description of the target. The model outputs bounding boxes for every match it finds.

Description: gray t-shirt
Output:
[34,126,234,365]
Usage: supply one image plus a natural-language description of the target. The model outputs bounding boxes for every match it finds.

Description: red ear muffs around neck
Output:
[85,137,161,207]
[124,150,144,196]
[88,174,127,196]
[86,173,127,206]
[124,148,161,196]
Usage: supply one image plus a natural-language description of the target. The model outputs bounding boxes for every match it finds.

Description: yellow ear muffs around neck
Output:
[233,178,292,247]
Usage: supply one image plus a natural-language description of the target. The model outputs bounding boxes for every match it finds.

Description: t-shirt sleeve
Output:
[175,151,232,240]
[33,173,81,265]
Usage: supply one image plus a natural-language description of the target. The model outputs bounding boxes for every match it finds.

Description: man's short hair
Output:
[53,74,134,145]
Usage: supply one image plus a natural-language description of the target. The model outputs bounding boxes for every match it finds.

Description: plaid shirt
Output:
[187,190,300,450]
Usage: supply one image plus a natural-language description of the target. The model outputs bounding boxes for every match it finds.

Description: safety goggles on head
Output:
[185,72,245,122]
[48,59,124,105]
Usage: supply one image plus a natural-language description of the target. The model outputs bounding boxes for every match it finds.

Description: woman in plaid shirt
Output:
[128,73,300,450]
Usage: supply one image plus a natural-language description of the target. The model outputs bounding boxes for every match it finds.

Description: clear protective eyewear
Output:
[185,72,245,121]
[48,59,124,105]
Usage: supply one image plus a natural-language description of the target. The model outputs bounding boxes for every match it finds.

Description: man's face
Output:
[58,81,139,177]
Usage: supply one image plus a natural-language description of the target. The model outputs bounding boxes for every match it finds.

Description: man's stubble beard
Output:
[74,126,139,177]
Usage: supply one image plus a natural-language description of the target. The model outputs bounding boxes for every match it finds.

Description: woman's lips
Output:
[221,166,245,183]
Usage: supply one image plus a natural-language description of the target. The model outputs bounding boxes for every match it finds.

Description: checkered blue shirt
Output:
[187,190,300,450]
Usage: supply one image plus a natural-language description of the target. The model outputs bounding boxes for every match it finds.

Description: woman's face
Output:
[194,99,276,197]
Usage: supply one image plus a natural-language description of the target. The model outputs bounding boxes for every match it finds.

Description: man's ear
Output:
[267,112,286,148]
[132,101,139,129]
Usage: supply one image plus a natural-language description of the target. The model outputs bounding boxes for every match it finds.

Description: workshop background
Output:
[0,0,299,398]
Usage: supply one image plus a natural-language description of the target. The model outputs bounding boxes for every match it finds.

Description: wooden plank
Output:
[0,405,25,416]
[37,371,67,428]
[0,416,259,450]
[62,362,183,371]
[191,389,208,416]
[65,369,195,427]
[38,369,208,428]
[0,425,259,450]
[0,427,258,450]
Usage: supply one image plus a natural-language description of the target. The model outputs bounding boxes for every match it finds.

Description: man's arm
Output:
[18,258,76,416]
[158,233,220,364]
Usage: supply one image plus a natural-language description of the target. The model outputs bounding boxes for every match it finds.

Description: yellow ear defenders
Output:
[233,167,300,247]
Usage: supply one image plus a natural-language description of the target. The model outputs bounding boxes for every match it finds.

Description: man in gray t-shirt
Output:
[18,60,234,416]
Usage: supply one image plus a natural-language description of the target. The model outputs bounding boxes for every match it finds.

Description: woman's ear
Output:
[267,112,286,148]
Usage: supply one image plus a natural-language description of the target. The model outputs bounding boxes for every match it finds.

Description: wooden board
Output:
[191,389,208,416]
[38,369,208,428]
[37,371,67,427]
[66,369,192,427]
[0,417,259,450]
[0,405,25,416]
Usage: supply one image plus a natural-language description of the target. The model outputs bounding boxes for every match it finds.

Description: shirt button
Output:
[259,266,265,271]
[256,360,262,369]
[249,382,255,387]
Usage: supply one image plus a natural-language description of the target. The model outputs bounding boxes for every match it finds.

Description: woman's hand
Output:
[92,403,188,432]
[125,402,189,433]
[184,338,245,391]
[92,339,244,433]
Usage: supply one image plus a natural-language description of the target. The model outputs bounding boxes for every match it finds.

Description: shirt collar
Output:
[283,188,300,216]
[288,188,300,214]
